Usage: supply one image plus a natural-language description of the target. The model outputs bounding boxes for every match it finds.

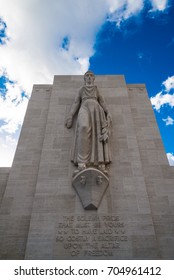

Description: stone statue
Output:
[65,71,112,175]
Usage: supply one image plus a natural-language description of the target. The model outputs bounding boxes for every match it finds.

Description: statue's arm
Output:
[65,90,81,128]
[98,93,108,113]
[97,89,111,118]
[97,88,112,124]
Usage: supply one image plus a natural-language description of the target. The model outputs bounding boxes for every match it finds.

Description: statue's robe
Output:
[71,85,111,166]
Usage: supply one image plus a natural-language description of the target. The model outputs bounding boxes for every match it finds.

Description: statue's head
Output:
[84,70,95,86]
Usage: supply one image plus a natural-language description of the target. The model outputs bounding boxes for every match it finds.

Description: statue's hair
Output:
[84,70,95,79]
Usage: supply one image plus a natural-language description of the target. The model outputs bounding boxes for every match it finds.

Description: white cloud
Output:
[76,57,90,74]
[150,0,168,11]
[151,91,174,111]
[0,81,28,133]
[167,153,174,166]
[108,0,143,14]
[107,0,168,26]
[107,0,144,26]
[163,75,174,92]
[162,116,174,126]
[151,75,174,111]
[0,134,17,166]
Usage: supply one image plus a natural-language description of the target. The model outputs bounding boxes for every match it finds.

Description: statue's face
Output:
[84,72,95,86]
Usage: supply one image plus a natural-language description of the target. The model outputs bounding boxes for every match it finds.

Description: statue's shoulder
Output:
[79,86,85,93]
[94,85,99,95]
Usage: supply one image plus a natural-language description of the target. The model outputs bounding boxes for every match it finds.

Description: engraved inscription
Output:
[55,215,127,257]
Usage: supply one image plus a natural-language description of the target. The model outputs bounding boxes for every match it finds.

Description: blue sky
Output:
[0,0,174,166]
[90,3,174,159]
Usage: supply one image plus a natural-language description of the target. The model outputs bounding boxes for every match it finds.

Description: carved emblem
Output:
[80,176,86,185]
[72,168,109,210]
[96,176,103,185]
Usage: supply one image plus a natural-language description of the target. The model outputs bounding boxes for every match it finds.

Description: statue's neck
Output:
[85,84,94,88]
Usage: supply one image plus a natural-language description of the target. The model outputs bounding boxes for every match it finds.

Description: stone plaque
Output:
[55,215,128,259]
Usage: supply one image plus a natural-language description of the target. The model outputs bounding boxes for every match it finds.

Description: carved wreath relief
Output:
[65,71,112,210]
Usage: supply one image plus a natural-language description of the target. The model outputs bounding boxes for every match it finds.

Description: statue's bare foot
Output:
[78,163,86,171]
[73,169,80,177]
[99,164,108,175]
[73,163,86,177]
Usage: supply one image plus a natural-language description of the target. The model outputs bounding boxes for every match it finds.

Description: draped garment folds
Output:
[71,85,111,165]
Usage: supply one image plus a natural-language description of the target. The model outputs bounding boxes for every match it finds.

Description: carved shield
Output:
[72,168,109,210]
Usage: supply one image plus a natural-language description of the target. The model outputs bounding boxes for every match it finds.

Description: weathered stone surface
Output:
[0,75,174,259]
[0,168,10,206]
[0,85,52,259]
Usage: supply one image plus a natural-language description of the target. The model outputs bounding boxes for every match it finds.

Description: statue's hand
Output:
[65,116,73,128]
[107,113,112,128]
[99,127,109,143]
